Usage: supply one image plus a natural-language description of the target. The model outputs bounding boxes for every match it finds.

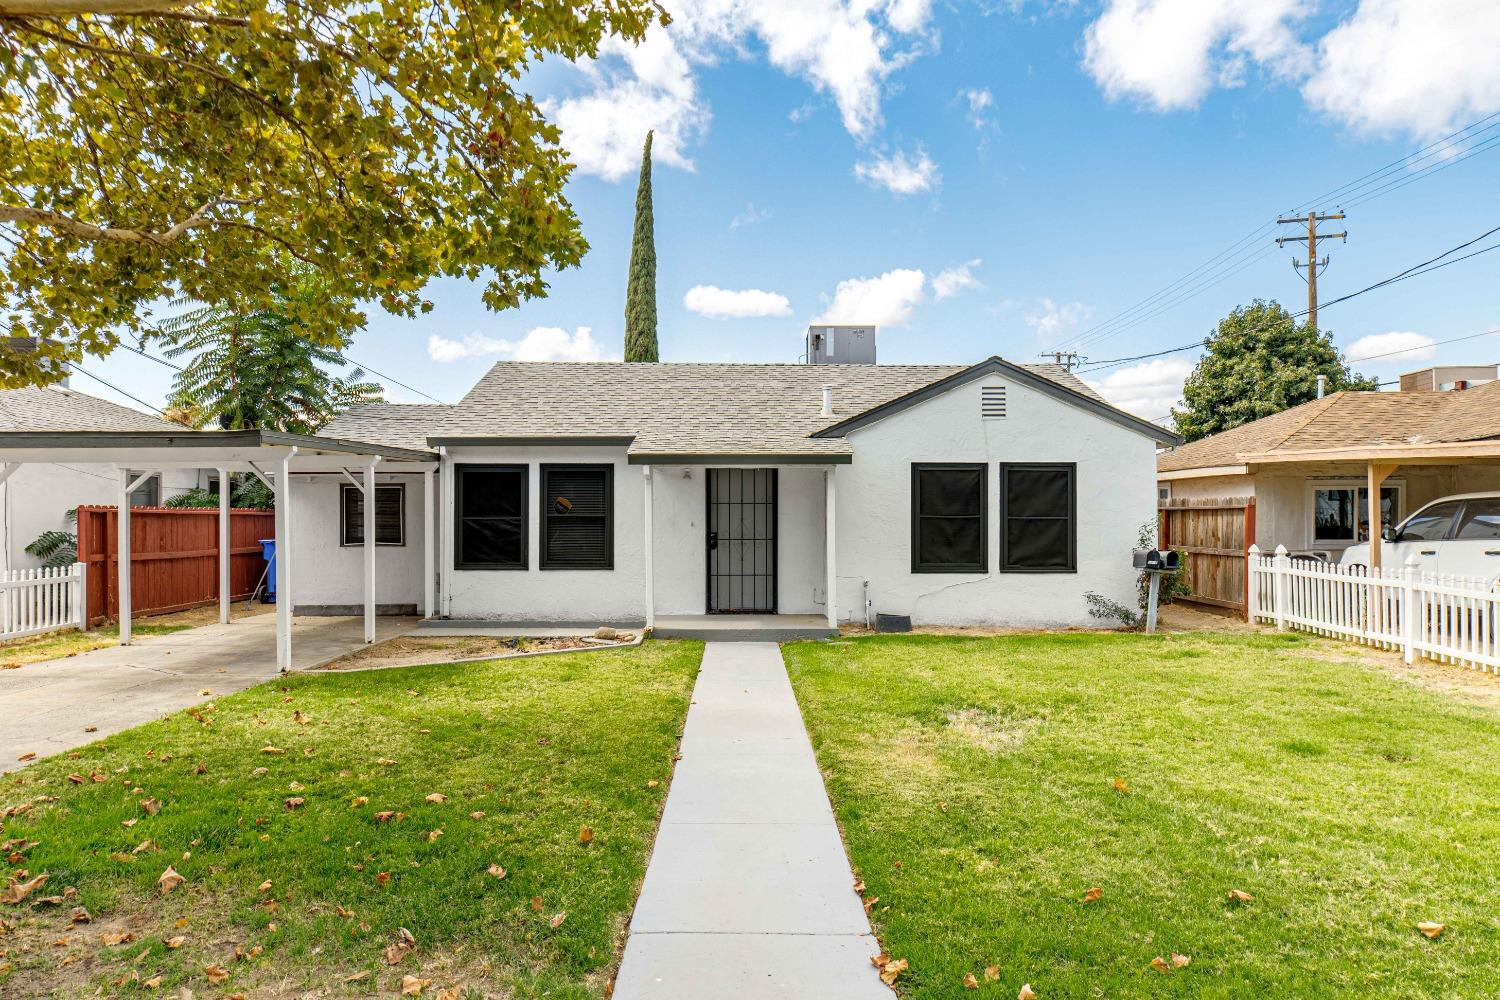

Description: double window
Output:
[911,462,1076,574]
[341,484,406,546]
[1312,482,1402,543]
[453,463,614,571]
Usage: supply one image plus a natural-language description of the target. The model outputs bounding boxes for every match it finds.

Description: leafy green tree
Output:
[0,0,665,386]
[1172,300,1377,442]
[624,131,658,363]
[154,270,382,434]
[165,477,274,510]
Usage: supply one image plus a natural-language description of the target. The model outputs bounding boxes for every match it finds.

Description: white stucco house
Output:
[0,384,209,571]
[295,351,1178,634]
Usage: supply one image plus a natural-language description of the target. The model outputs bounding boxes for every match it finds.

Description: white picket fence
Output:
[1249,544,1500,672]
[0,563,87,640]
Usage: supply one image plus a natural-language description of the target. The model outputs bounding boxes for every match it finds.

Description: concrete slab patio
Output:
[613,642,889,1000]
[0,614,415,767]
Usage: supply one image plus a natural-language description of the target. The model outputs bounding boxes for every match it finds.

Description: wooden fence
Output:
[1250,546,1500,672]
[74,506,275,625]
[1159,497,1256,617]
[0,563,86,639]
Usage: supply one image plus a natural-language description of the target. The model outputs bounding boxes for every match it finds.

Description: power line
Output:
[1342,326,1500,365]
[70,363,172,417]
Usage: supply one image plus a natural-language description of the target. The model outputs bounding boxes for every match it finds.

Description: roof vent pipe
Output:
[821,385,834,417]
[1316,374,1327,398]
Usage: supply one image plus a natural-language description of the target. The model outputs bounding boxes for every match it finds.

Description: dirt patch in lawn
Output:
[315,633,637,671]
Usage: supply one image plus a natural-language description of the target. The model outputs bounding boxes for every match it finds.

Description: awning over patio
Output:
[0,429,438,672]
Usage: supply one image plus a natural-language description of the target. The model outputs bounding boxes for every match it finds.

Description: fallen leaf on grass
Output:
[284,797,304,810]
[424,793,447,804]
[342,970,370,983]
[375,872,391,885]
[647,779,659,788]
[165,936,185,949]
[1150,957,1170,973]
[374,811,396,822]
[1082,887,1103,904]
[486,865,507,879]
[401,975,429,996]
[876,956,908,986]
[425,829,443,843]
[257,880,273,893]
[578,826,594,844]
[862,895,879,912]
[66,773,85,784]
[434,989,462,1000]
[16,752,36,762]
[204,964,229,984]
[1113,778,1130,794]
[1418,922,1446,939]
[985,966,1000,981]
[1228,889,1253,903]
[377,758,397,766]
[469,811,485,820]
[351,796,369,808]
[1018,986,1038,1000]
[1173,953,1191,968]
[157,866,185,894]
[530,897,543,911]
[143,975,163,989]
[260,746,285,755]
[852,878,865,893]
[2,873,48,904]
[68,906,91,924]
[964,972,979,989]
[550,912,567,928]
[101,931,136,946]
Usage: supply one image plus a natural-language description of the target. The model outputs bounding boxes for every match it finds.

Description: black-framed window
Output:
[1000,463,1076,573]
[455,464,528,569]
[341,484,405,546]
[911,463,987,573]
[541,464,613,570]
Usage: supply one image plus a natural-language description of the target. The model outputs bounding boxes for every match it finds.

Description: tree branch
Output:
[0,199,221,244]
[0,0,195,14]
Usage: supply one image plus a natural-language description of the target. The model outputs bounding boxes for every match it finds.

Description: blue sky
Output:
[89,0,1500,424]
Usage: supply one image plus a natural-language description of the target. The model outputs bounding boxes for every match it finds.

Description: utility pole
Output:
[1041,350,1082,371]
[1275,210,1347,331]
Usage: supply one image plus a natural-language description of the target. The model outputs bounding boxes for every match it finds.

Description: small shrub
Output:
[1085,592,1143,630]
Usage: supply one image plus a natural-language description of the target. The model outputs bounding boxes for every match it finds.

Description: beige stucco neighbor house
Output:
[1158,365,1500,578]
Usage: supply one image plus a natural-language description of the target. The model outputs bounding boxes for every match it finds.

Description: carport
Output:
[0,428,438,671]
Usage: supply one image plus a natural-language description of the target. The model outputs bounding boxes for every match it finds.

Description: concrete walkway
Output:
[614,642,888,999]
[1,614,414,767]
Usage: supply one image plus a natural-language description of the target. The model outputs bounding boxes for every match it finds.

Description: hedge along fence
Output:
[75,505,275,625]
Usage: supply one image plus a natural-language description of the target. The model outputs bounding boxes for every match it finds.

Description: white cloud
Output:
[932,259,983,299]
[1345,330,1437,364]
[548,0,938,179]
[818,268,927,326]
[854,147,940,195]
[1086,357,1193,422]
[1024,298,1091,342]
[729,202,768,230]
[1082,0,1309,111]
[958,86,996,129]
[683,285,793,319]
[427,326,617,363]
[1304,0,1500,139]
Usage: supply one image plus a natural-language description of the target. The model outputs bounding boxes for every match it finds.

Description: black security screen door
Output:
[707,469,778,613]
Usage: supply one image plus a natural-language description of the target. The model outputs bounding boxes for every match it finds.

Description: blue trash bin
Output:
[258,538,277,603]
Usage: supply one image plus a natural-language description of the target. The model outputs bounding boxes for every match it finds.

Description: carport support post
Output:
[363,458,379,643]
[825,466,837,630]
[115,467,157,646]
[1367,462,1399,570]
[218,467,231,624]
[642,466,654,630]
[422,468,435,619]
[274,448,298,672]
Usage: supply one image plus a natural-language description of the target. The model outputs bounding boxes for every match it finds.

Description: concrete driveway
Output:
[1,615,415,768]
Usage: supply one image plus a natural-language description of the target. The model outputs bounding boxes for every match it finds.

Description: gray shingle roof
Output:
[324,361,1117,457]
[0,385,182,432]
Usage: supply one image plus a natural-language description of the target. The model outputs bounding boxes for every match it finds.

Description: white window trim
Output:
[1305,477,1404,549]
[341,482,406,547]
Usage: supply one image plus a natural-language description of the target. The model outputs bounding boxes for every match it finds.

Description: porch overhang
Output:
[1157,464,1251,481]
[626,452,852,465]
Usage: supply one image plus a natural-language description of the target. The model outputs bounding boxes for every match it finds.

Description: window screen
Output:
[455,465,527,569]
[1455,498,1500,540]
[341,484,405,546]
[1000,463,1076,573]
[541,465,613,570]
[1398,501,1462,541]
[911,464,987,573]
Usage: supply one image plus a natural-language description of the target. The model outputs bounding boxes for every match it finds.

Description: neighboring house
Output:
[300,336,1178,628]
[1157,365,1500,611]
[0,385,209,571]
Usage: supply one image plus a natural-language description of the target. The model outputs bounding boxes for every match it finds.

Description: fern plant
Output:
[25,509,78,568]
[150,265,381,434]
[165,477,274,510]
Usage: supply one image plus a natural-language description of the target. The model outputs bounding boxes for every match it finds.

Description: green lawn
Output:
[785,631,1500,999]
[1,641,700,998]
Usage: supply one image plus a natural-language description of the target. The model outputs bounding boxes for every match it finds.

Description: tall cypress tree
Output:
[624,131,659,362]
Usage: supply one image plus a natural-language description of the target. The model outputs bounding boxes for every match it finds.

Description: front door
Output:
[707,469,777,613]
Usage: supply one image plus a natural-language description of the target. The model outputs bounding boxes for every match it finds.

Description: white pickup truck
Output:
[1340,491,1500,584]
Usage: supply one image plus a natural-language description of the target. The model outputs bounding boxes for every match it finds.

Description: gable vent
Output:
[981,385,1007,419]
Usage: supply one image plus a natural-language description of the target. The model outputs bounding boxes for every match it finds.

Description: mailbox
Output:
[1132,548,1180,572]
